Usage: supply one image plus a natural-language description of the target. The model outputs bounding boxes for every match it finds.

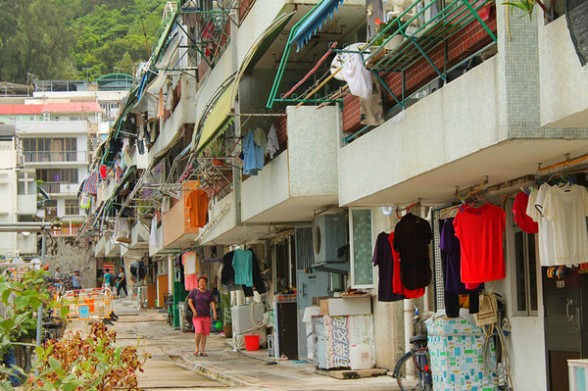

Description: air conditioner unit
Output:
[313,214,347,264]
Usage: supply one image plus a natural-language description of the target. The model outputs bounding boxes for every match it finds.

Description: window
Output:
[64,199,79,216]
[349,208,374,287]
[22,138,77,162]
[37,169,78,183]
[514,228,538,315]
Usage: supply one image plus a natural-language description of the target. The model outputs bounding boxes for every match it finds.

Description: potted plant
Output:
[373,17,403,50]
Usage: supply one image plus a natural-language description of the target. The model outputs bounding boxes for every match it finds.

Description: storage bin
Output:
[349,344,374,370]
[425,316,498,391]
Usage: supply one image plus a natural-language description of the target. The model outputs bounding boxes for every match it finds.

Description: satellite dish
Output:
[329,43,371,81]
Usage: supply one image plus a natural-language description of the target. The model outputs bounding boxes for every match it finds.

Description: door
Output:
[297,270,330,359]
[277,302,298,360]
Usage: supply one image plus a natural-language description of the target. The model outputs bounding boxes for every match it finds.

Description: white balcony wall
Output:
[16,232,36,254]
[95,236,106,257]
[538,15,588,127]
[149,76,197,159]
[339,58,504,206]
[149,224,164,257]
[17,194,37,215]
[15,120,89,135]
[197,192,237,244]
[131,220,150,248]
[241,106,339,222]
[105,237,121,258]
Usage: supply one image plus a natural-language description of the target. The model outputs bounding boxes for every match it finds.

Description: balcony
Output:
[198,106,339,245]
[39,182,82,196]
[95,236,106,257]
[121,220,149,257]
[17,194,37,215]
[17,233,36,255]
[23,150,87,165]
[104,236,121,258]
[149,75,196,160]
[538,16,588,128]
[15,120,89,135]
[161,181,200,249]
[149,222,164,257]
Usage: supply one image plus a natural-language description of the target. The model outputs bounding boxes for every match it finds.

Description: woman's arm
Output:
[211,301,217,320]
[188,297,197,317]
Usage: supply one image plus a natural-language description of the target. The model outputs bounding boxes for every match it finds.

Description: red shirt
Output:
[389,233,425,299]
[453,203,506,284]
[512,192,538,234]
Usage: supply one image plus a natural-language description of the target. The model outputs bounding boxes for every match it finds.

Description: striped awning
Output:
[82,171,99,195]
[290,0,344,51]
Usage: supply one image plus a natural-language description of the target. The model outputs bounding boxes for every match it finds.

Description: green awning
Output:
[191,10,295,154]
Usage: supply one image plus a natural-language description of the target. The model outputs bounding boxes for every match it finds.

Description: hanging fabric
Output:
[186,188,209,228]
[183,251,199,291]
[393,213,433,290]
[372,232,404,302]
[540,184,588,265]
[266,124,279,158]
[453,203,506,284]
[512,191,538,234]
[232,249,254,287]
[389,232,425,299]
[526,183,554,266]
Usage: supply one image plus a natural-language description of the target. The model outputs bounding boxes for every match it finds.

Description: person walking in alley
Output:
[103,268,113,290]
[117,267,127,297]
[72,270,82,290]
[188,276,217,356]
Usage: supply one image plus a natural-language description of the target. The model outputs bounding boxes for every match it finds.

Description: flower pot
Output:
[223,324,233,338]
[384,35,404,51]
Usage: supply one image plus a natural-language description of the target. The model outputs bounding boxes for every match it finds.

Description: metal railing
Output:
[23,150,86,163]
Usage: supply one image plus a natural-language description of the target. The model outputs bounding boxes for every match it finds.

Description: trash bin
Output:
[425,315,498,391]
[244,335,260,351]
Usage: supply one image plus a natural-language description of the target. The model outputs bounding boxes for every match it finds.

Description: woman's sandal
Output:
[199,352,208,356]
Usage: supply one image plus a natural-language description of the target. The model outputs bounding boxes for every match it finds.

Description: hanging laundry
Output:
[372,232,404,302]
[541,184,588,265]
[243,250,267,297]
[393,213,433,290]
[527,183,556,266]
[185,188,209,228]
[221,250,236,286]
[183,252,200,291]
[389,232,425,299]
[512,191,538,234]
[340,49,373,99]
[232,249,254,287]
[149,216,159,248]
[453,203,506,284]
[440,218,481,317]
[360,78,384,126]
[266,124,279,158]
[242,131,264,175]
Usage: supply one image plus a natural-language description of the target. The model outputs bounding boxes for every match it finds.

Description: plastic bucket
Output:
[244,335,260,351]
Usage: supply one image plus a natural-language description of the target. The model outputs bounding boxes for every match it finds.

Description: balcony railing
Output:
[24,150,86,163]
[39,182,79,194]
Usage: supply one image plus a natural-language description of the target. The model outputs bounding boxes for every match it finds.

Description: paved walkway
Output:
[106,297,399,390]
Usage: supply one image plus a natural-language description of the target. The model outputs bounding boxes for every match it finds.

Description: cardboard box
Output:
[319,297,371,316]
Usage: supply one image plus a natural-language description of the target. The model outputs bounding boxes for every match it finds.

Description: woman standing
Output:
[188,276,217,356]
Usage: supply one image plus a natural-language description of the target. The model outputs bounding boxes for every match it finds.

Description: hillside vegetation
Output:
[0,0,165,83]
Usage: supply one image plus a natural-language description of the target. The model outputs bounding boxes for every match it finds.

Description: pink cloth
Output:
[184,274,198,291]
[192,316,211,335]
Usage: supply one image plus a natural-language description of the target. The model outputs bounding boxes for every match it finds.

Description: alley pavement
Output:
[90,296,400,390]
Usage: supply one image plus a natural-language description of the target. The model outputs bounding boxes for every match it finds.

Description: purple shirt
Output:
[188,289,214,317]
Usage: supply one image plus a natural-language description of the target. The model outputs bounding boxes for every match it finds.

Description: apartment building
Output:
[89,0,588,390]
[0,124,37,258]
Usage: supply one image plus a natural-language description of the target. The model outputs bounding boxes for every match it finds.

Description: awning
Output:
[81,171,99,195]
[193,76,238,153]
[191,11,294,154]
[290,0,344,51]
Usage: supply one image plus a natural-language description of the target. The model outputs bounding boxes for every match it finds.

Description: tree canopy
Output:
[0,0,164,83]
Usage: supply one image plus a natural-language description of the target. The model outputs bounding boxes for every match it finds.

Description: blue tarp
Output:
[290,0,344,51]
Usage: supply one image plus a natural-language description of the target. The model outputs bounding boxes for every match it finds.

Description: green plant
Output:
[24,322,150,391]
[372,17,401,46]
[502,0,548,19]
[220,290,232,325]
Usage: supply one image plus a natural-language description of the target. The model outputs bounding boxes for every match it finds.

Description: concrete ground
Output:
[69,296,400,390]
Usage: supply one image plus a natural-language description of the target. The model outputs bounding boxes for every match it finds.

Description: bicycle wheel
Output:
[393,351,431,391]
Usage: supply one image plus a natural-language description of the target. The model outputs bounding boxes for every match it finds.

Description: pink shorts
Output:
[192,316,211,335]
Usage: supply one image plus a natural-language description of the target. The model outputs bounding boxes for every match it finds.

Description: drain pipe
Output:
[404,299,415,379]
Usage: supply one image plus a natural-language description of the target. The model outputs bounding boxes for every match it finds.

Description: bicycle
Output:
[392,307,433,391]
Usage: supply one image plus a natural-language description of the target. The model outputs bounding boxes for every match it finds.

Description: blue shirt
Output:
[104,272,112,285]
[232,249,253,287]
